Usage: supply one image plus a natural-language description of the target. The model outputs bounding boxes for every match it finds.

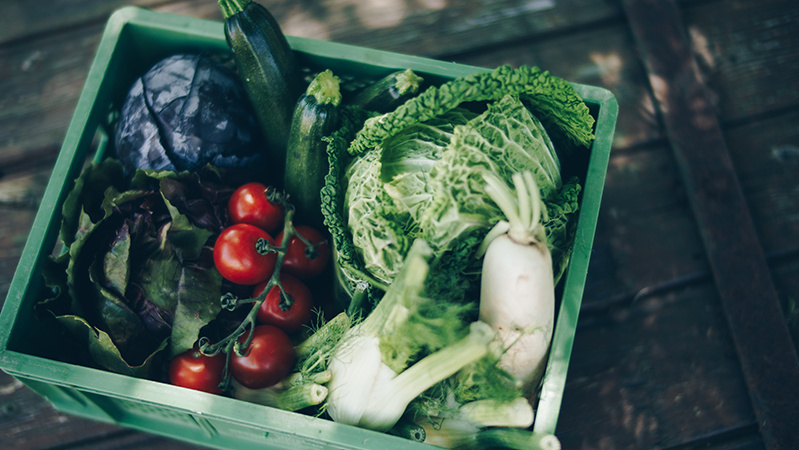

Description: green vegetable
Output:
[343,109,476,284]
[220,0,304,179]
[36,160,235,378]
[452,428,562,450]
[322,66,592,311]
[341,93,581,292]
[284,70,342,229]
[351,69,425,113]
[318,105,380,307]
[347,65,594,157]
[414,398,538,449]
[419,94,563,256]
[478,171,555,394]
[324,240,497,432]
[232,379,328,411]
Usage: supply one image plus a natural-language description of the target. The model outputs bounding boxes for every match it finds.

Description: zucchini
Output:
[351,69,424,113]
[219,0,304,182]
[284,70,342,228]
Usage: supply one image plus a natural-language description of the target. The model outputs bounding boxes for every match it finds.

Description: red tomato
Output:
[277,225,331,279]
[230,325,296,389]
[214,223,277,285]
[228,182,284,233]
[168,345,226,394]
[253,274,314,333]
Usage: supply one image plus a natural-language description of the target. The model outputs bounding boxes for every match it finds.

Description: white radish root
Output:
[478,171,555,394]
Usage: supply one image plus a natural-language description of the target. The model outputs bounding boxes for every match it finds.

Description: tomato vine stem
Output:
[200,200,301,391]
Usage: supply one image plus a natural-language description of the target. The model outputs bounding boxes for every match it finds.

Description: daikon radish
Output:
[478,171,555,394]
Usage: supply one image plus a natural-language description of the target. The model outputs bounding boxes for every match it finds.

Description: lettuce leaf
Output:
[36,159,235,378]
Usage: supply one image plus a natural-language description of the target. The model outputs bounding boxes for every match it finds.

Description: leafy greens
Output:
[322,65,594,310]
[37,159,236,378]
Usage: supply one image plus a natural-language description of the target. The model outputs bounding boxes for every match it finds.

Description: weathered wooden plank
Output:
[559,282,757,449]
[583,107,799,307]
[270,0,623,58]
[1,0,624,57]
[0,25,102,171]
[0,164,52,294]
[0,0,165,45]
[0,210,36,302]
[586,144,708,300]
[682,0,799,122]
[622,0,799,448]
[723,109,799,253]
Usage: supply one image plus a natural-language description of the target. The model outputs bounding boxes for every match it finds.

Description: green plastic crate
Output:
[0,6,617,449]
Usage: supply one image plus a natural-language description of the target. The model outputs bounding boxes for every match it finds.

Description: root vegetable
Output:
[478,171,555,394]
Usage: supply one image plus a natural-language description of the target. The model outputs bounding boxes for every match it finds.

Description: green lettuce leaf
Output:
[36,159,234,378]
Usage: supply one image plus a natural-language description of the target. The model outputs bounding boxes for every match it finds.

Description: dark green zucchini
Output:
[284,70,342,228]
[219,0,304,181]
[351,68,424,113]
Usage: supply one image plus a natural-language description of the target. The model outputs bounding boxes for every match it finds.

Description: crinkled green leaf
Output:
[348,65,594,157]
[380,109,476,221]
[544,177,582,284]
[420,95,562,253]
[344,109,476,285]
[344,146,411,284]
[320,106,381,308]
[342,95,568,287]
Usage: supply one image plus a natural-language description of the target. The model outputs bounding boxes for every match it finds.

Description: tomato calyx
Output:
[265,185,286,204]
[295,232,323,261]
[220,292,240,311]
[255,237,281,255]
[276,286,295,312]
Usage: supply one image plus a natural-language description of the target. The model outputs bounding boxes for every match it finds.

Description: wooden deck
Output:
[2,0,798,448]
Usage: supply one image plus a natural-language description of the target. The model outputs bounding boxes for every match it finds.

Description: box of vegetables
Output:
[0,3,617,449]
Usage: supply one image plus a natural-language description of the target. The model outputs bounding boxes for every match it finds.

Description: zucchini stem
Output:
[218,0,250,19]
[393,68,424,96]
[307,69,342,106]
